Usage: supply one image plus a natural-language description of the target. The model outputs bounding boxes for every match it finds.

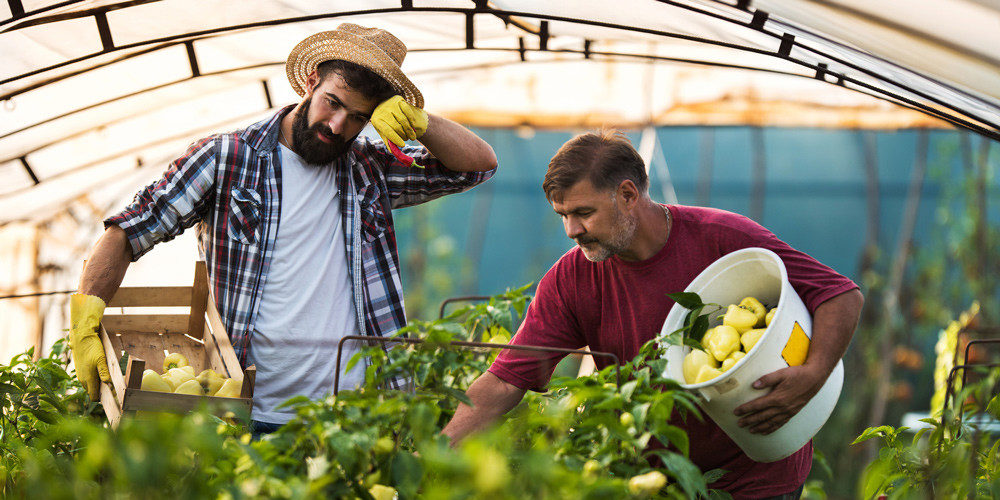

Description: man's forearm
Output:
[418,114,497,173]
[78,225,133,303]
[442,371,526,445]
[805,288,864,374]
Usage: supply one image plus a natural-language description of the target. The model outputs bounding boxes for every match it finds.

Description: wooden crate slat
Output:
[186,263,208,339]
[122,388,252,416]
[99,324,128,402]
[207,293,243,377]
[241,366,256,399]
[114,332,166,372]
[203,321,234,377]
[160,333,207,372]
[107,286,193,307]
[100,381,123,428]
[124,358,145,390]
[102,314,190,334]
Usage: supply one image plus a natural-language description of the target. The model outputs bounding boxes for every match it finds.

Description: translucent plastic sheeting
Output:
[1,0,998,226]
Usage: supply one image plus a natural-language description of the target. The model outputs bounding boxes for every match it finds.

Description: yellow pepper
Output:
[741,328,767,353]
[721,351,746,371]
[739,297,767,327]
[705,325,741,362]
[695,364,723,384]
[682,349,718,384]
[723,304,758,334]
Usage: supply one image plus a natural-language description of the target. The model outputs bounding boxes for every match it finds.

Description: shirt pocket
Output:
[358,183,387,243]
[227,187,262,245]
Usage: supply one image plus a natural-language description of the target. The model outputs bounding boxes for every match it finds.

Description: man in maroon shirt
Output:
[442,131,864,499]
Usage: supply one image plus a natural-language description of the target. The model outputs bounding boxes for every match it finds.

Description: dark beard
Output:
[289,99,355,166]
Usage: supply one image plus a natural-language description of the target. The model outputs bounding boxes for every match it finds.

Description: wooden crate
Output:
[98,261,255,427]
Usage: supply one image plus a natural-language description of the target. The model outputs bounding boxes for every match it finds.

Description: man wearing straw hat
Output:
[443,131,862,499]
[68,24,497,435]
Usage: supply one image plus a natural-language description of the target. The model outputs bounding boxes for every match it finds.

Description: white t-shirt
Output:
[249,143,365,424]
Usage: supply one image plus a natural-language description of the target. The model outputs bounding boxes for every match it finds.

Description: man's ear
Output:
[305,70,321,93]
[618,179,640,208]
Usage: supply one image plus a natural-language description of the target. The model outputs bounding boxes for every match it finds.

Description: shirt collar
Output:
[242,105,295,153]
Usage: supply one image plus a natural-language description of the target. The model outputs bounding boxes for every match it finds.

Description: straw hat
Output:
[286,23,423,108]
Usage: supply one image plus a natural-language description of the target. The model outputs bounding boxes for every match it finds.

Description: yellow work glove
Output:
[371,95,428,148]
[69,293,111,400]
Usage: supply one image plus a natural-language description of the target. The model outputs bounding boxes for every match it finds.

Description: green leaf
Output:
[852,425,894,445]
[656,425,689,457]
[707,490,734,500]
[620,380,638,401]
[345,351,366,373]
[987,395,1000,419]
[29,408,59,425]
[668,292,704,310]
[702,468,727,484]
[118,351,130,375]
[689,314,710,344]
[682,337,704,351]
[812,448,833,481]
[441,387,472,406]
[655,450,708,498]
[275,395,311,410]
[390,451,422,498]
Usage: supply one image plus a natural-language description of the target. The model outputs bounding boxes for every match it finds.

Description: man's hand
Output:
[735,289,863,435]
[733,363,828,434]
[371,95,428,148]
[442,372,525,446]
[69,293,111,400]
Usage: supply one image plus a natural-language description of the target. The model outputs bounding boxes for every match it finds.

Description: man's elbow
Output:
[479,146,498,173]
[107,225,134,262]
[850,288,864,312]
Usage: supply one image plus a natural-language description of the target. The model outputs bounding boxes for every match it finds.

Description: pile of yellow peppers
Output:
[139,352,242,398]
[682,297,777,384]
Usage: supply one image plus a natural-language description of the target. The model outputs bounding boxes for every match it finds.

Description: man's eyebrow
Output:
[554,206,593,216]
[324,92,372,119]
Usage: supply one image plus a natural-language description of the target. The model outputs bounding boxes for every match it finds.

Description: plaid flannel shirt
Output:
[106,106,496,389]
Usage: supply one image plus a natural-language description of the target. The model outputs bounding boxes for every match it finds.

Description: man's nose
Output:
[327,110,348,134]
[564,218,585,239]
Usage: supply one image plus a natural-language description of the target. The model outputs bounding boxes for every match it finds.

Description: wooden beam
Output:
[108,286,192,307]
[101,314,189,333]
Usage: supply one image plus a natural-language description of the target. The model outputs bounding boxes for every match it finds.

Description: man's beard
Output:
[577,204,637,263]
[289,99,356,166]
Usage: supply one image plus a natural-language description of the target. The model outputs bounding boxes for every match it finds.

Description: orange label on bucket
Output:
[782,322,809,366]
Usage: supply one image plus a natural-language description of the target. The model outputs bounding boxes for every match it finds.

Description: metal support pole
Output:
[333,335,621,395]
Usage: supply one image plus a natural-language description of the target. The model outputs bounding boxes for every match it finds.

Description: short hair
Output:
[543,130,649,201]
[315,59,396,103]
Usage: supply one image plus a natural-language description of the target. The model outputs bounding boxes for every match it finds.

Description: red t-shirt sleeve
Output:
[488,257,586,392]
[716,214,858,314]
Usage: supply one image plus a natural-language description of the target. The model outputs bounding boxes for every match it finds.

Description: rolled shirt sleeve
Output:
[357,136,497,209]
[104,136,218,261]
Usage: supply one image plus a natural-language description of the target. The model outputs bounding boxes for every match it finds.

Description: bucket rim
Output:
[660,247,789,389]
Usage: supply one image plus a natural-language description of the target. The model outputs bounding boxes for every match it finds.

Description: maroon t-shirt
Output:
[489,205,858,498]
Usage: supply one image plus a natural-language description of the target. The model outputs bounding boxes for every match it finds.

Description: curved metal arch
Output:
[1,4,997,140]
[3,43,989,170]
[0,108,270,200]
[0,62,279,143]
[1,51,988,201]
[1,0,163,31]
[0,0,87,28]
[646,0,1000,137]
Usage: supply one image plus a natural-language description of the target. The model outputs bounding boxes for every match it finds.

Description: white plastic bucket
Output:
[660,247,844,463]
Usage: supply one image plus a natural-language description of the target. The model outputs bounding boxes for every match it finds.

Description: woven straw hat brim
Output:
[286,31,423,109]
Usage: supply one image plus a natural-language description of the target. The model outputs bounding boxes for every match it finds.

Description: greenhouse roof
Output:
[1,0,998,225]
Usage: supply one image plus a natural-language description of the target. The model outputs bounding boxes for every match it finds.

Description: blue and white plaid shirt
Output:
[106,106,496,388]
